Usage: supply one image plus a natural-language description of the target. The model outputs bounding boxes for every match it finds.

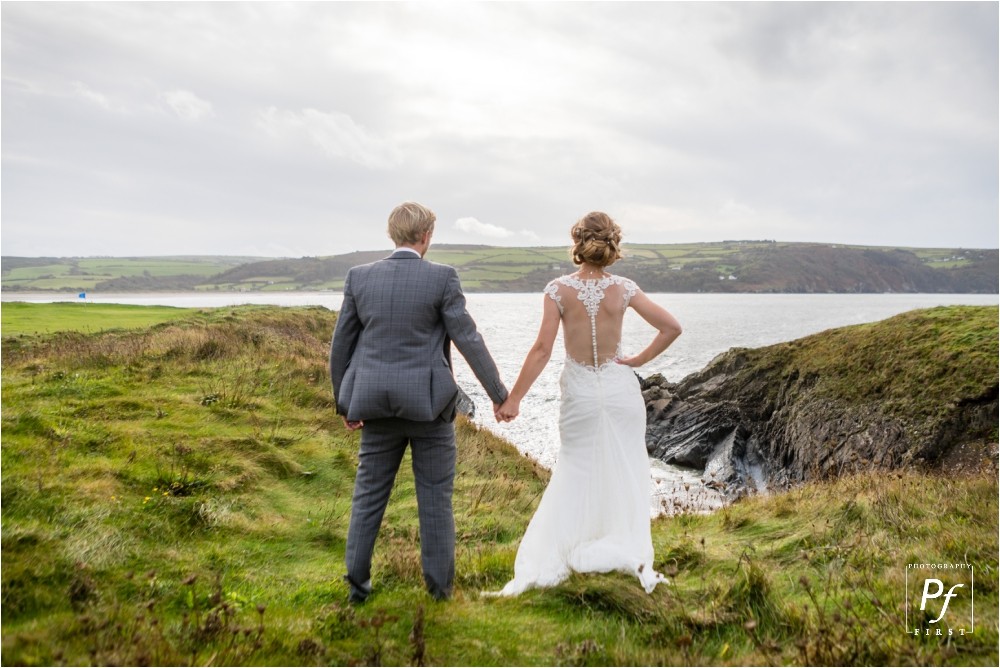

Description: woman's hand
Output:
[495,396,521,422]
[616,354,645,368]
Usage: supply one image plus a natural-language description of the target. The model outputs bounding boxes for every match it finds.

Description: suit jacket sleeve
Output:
[440,268,509,405]
[329,269,361,415]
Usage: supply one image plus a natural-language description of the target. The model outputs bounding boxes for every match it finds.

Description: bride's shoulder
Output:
[542,278,567,311]
[608,273,637,286]
[545,274,574,288]
[543,275,567,294]
[610,274,641,295]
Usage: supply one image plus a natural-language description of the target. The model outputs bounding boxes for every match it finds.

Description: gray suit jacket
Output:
[329,250,508,422]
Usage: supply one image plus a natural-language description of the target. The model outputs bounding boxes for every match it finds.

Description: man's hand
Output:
[495,397,520,422]
[342,417,364,431]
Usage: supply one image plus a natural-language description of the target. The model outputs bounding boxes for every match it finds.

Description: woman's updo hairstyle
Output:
[570,211,623,267]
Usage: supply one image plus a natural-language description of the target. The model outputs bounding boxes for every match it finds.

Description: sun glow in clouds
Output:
[454,218,542,244]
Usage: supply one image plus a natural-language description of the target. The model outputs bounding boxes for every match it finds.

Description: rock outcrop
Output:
[457,387,476,419]
[643,306,999,500]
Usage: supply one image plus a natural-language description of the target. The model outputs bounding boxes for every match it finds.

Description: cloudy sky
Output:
[2,1,997,257]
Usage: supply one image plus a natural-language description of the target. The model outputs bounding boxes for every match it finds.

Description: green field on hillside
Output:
[1,302,191,336]
[5,242,996,294]
[1,257,258,292]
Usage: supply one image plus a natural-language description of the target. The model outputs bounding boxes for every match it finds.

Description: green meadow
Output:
[1,257,255,292]
[1,302,190,336]
[1,304,996,665]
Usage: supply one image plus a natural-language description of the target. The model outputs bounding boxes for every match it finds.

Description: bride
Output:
[492,212,683,596]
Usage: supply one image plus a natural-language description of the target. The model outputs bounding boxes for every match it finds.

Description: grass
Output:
[1,257,253,291]
[3,264,76,280]
[74,259,236,278]
[1,302,191,336]
[734,305,999,420]
[2,305,997,665]
[2,276,113,290]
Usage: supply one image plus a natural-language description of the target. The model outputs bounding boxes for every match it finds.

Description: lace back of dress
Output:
[544,275,637,368]
[579,282,603,367]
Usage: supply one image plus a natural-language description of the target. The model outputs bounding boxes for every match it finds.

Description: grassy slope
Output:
[783,305,999,418]
[707,305,1000,421]
[1,306,997,666]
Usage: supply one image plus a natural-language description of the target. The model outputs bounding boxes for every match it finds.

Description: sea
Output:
[6,290,997,516]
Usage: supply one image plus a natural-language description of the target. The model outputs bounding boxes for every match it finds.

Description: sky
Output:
[2,1,997,258]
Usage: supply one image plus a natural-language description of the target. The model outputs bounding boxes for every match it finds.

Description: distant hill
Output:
[0,256,262,292]
[616,243,998,293]
[2,242,997,293]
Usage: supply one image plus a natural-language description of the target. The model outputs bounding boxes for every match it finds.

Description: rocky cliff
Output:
[643,305,999,499]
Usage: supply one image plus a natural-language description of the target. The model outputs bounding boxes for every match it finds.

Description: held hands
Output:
[494,397,520,423]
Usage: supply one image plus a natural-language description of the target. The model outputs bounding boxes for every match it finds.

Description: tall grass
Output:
[2,305,997,665]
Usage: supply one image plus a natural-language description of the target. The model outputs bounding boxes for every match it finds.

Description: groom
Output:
[329,201,509,602]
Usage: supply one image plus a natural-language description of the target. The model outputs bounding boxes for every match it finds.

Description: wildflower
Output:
[143,497,151,504]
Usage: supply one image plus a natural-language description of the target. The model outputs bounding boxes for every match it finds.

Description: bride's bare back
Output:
[544,274,637,368]
[495,266,682,422]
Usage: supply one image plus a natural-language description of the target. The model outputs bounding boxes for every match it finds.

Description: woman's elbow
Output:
[665,322,682,338]
[533,343,553,361]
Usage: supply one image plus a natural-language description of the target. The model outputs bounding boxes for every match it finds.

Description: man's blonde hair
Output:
[387,202,436,246]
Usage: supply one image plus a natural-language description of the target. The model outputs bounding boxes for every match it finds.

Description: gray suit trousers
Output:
[345,416,457,600]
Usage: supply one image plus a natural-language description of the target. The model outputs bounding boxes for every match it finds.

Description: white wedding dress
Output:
[492,274,666,596]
